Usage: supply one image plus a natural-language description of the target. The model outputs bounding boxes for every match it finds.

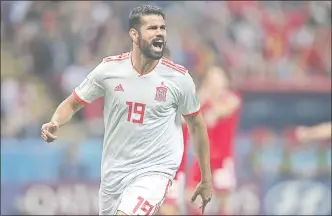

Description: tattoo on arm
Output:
[185,115,200,132]
[184,113,211,181]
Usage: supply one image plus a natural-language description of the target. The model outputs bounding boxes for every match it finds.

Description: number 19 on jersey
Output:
[126,101,146,124]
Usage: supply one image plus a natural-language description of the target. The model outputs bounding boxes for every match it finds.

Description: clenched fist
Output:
[41,121,60,143]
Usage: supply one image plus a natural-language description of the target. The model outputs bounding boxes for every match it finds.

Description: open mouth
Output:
[152,41,164,51]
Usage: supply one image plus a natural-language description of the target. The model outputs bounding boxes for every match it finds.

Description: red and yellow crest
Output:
[155,84,167,102]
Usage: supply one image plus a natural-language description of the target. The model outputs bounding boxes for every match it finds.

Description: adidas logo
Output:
[114,84,124,91]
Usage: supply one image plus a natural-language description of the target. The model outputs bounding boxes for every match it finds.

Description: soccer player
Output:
[40,5,212,216]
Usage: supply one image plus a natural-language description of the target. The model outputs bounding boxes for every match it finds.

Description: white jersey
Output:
[74,52,200,195]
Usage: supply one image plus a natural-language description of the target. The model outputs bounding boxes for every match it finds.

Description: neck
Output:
[131,47,159,75]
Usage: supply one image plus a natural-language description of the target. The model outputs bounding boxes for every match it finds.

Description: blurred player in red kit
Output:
[187,66,242,215]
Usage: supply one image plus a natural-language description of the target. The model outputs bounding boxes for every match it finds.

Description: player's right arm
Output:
[40,94,84,142]
[41,61,106,143]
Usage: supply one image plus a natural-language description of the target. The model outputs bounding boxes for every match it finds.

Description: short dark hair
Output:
[129,5,165,31]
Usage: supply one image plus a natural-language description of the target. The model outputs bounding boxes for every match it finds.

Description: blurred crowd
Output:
[1,1,331,138]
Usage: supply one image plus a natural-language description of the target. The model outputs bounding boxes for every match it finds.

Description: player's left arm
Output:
[184,112,211,182]
[179,72,212,203]
[179,73,211,181]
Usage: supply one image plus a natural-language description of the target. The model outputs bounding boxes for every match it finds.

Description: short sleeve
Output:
[179,73,201,117]
[73,62,105,105]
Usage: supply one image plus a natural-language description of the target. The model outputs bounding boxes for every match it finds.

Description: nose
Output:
[156,27,165,37]
[156,32,163,38]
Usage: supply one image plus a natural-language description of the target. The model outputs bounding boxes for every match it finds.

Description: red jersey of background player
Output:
[204,92,241,160]
[178,123,189,177]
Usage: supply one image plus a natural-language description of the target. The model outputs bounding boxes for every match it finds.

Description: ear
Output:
[129,28,138,44]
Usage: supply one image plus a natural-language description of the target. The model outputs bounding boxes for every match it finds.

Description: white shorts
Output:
[99,174,171,215]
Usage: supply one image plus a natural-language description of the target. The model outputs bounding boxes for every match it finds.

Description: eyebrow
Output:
[147,24,166,28]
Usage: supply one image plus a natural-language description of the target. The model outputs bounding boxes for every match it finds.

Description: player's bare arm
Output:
[296,122,332,142]
[213,93,240,118]
[184,112,212,214]
[41,94,83,142]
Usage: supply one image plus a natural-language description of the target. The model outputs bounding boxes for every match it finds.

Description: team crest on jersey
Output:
[155,84,167,102]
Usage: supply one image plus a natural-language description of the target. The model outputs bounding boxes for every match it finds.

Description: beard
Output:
[138,34,166,60]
